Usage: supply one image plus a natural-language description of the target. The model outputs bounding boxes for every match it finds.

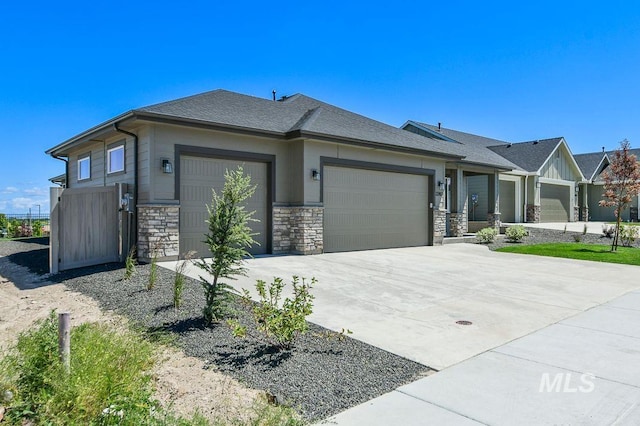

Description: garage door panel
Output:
[324,166,429,253]
[541,184,570,222]
[180,156,268,257]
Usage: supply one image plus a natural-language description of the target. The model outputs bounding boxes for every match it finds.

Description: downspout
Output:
[51,154,69,188]
[114,124,138,249]
[524,175,528,222]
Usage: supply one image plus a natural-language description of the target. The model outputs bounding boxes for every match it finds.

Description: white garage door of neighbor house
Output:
[540,183,570,222]
[179,156,268,257]
[499,180,516,223]
[323,166,430,252]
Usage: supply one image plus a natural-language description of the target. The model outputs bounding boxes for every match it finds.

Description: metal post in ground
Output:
[58,312,71,373]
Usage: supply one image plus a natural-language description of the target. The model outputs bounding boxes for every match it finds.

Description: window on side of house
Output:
[107,145,125,174]
[78,156,91,181]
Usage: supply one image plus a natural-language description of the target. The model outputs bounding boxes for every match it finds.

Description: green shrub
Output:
[31,221,43,237]
[174,251,194,309]
[573,234,582,243]
[230,276,316,350]
[124,245,137,280]
[148,250,158,290]
[620,225,639,247]
[476,227,498,244]
[0,313,162,425]
[197,167,258,324]
[505,225,527,242]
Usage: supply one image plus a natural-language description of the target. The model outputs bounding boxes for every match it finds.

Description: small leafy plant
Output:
[619,225,638,247]
[476,227,498,244]
[583,223,588,235]
[173,251,195,309]
[573,234,583,243]
[602,225,615,238]
[124,245,137,280]
[148,250,158,290]
[230,276,316,350]
[505,225,527,242]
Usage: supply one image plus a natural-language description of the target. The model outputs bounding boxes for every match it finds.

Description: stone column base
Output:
[573,206,580,222]
[581,207,589,222]
[273,206,323,255]
[433,209,446,244]
[487,212,501,230]
[449,212,468,236]
[526,204,541,223]
[137,204,180,262]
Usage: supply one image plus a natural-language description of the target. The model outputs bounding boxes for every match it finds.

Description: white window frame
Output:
[107,145,125,174]
[77,156,91,181]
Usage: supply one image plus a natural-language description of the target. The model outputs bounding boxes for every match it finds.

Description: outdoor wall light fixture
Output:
[438,180,445,191]
[312,169,321,181]
[162,159,173,174]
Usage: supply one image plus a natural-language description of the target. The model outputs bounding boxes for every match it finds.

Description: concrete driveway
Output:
[160,244,640,370]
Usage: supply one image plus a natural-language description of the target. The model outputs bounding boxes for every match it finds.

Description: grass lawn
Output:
[497,243,640,266]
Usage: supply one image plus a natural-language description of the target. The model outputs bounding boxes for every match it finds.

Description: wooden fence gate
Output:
[50,185,127,273]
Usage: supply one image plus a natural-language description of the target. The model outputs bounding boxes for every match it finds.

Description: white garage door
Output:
[540,184,570,222]
[180,156,268,257]
[323,166,430,252]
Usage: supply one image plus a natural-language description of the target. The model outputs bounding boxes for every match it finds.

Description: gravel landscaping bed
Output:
[481,226,640,251]
[0,239,432,421]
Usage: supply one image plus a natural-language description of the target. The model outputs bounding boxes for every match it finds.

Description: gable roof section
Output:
[402,121,518,170]
[574,152,609,181]
[488,138,563,172]
[47,90,467,161]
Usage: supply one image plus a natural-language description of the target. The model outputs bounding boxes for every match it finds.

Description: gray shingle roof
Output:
[574,152,607,181]
[488,138,563,172]
[137,90,470,159]
[405,122,520,170]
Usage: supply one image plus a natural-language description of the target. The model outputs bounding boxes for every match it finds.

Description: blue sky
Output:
[1,1,639,214]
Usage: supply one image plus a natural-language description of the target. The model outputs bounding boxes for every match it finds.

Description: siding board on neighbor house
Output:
[499,180,516,222]
[541,146,579,181]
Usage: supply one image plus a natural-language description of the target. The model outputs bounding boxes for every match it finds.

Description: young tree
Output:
[196,167,258,324]
[599,139,640,251]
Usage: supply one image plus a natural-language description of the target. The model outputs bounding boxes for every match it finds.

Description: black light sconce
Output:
[162,159,173,174]
[311,169,321,181]
[437,180,445,191]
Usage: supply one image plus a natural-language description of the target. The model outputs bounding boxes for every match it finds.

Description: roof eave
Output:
[45,111,136,156]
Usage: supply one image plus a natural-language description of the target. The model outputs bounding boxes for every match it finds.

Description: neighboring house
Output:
[575,149,640,222]
[402,122,586,228]
[46,89,517,264]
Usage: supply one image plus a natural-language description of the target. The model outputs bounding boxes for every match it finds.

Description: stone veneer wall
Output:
[526,204,541,223]
[581,207,589,222]
[137,204,179,261]
[574,206,580,222]
[273,206,323,255]
[433,209,446,244]
[487,212,501,230]
[449,212,468,236]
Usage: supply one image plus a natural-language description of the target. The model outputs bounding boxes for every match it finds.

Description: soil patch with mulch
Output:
[0,238,432,421]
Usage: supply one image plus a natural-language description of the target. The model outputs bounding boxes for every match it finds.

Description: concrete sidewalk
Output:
[517,221,608,234]
[326,289,640,425]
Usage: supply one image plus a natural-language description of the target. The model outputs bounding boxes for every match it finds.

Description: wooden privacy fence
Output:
[50,184,131,273]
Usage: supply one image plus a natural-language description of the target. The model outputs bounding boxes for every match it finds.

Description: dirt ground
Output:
[0,275,263,424]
